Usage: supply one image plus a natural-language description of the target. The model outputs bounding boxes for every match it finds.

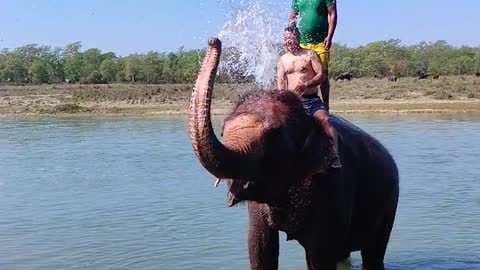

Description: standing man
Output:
[289,0,337,110]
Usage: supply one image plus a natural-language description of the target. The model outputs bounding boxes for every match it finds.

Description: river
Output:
[1,114,479,269]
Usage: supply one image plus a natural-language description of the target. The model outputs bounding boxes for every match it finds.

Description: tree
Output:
[100,58,119,83]
[63,42,82,58]
[177,49,201,83]
[124,55,144,83]
[30,59,51,84]
[63,42,83,83]
[80,48,104,83]
[64,55,83,83]
[45,47,65,83]
[474,53,480,73]
[163,52,179,83]
[142,52,163,83]
[1,57,28,83]
[1,39,479,85]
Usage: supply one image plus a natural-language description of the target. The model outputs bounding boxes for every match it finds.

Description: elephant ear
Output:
[299,129,338,177]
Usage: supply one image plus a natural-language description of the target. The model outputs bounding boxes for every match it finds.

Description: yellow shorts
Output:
[300,42,330,70]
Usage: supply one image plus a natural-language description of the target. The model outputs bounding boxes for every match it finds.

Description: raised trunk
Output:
[189,38,255,179]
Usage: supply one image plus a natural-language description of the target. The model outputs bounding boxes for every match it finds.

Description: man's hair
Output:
[284,25,300,37]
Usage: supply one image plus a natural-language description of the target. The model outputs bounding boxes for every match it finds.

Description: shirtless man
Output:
[277,26,341,168]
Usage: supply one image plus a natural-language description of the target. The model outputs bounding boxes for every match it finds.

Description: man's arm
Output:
[276,59,287,90]
[289,0,299,26]
[324,4,337,50]
[292,51,324,95]
[303,51,325,88]
[289,10,298,27]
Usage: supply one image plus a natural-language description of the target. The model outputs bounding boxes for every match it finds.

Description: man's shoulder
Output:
[278,54,291,68]
[300,48,319,59]
[279,52,294,62]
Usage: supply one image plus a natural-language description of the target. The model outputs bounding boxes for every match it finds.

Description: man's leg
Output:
[312,109,341,168]
[319,71,330,109]
[318,47,331,109]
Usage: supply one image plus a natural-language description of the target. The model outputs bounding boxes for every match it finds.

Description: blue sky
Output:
[0,0,478,55]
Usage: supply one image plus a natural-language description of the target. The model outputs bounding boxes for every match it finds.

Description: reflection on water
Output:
[0,114,479,269]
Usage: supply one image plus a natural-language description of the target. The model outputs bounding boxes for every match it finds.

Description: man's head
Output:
[284,26,301,54]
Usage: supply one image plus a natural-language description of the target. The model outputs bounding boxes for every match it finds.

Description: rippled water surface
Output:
[1,114,479,269]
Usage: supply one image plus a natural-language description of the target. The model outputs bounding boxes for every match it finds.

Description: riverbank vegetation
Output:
[0,40,479,85]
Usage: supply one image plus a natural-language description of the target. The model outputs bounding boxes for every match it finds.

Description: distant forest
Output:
[0,39,479,85]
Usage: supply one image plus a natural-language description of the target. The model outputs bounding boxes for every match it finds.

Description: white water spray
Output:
[218,0,290,88]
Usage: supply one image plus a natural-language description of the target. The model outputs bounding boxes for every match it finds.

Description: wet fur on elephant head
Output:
[189,38,336,208]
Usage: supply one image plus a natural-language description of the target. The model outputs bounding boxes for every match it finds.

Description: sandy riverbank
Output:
[1,76,479,118]
[2,98,480,119]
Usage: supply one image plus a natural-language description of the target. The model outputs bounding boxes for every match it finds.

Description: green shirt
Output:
[292,0,336,44]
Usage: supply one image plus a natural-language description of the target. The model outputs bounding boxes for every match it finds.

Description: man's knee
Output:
[313,110,330,124]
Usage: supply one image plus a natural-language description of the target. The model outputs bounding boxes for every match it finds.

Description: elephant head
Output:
[189,38,336,207]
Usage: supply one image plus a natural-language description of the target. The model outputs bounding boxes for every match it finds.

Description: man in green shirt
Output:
[289,0,338,110]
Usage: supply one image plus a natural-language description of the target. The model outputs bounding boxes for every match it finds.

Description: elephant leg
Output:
[305,249,352,270]
[306,259,353,270]
[305,252,338,270]
[360,211,397,270]
[303,171,351,270]
[248,202,279,270]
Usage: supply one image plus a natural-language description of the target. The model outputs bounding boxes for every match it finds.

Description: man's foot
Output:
[331,154,342,168]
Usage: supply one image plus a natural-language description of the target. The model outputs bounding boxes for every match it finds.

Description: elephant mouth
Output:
[224,179,252,207]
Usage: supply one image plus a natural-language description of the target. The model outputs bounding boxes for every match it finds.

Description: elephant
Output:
[388,76,397,82]
[189,38,399,270]
[335,72,353,81]
[416,70,429,79]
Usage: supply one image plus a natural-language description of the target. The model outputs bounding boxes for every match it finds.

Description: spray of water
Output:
[218,0,290,88]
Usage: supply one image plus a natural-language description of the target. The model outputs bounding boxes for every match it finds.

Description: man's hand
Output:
[292,83,307,96]
[324,36,333,51]
[289,10,298,27]
[325,4,337,51]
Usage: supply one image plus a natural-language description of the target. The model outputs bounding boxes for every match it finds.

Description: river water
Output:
[1,114,479,269]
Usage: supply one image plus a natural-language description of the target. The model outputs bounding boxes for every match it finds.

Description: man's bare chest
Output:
[284,57,312,74]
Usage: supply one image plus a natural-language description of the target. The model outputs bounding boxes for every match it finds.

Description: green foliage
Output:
[124,55,144,83]
[80,48,104,84]
[30,59,51,84]
[329,40,480,78]
[100,59,119,83]
[142,52,164,83]
[0,40,478,85]
[1,56,28,83]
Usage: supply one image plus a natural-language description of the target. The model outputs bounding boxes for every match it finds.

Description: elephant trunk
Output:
[189,38,255,179]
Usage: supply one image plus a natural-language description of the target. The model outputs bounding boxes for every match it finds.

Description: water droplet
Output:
[217,0,290,88]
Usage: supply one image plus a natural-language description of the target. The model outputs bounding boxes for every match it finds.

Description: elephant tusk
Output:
[214,178,223,188]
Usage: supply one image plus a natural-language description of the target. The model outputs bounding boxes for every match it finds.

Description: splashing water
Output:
[218,0,290,88]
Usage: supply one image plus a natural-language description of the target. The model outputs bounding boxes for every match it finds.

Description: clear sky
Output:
[0,0,478,55]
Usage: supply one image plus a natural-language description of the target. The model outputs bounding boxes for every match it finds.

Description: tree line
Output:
[330,39,480,78]
[0,39,479,85]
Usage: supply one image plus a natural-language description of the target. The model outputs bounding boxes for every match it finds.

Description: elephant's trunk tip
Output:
[208,38,222,49]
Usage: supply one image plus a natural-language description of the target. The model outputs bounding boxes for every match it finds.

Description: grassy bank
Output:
[1,76,479,117]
